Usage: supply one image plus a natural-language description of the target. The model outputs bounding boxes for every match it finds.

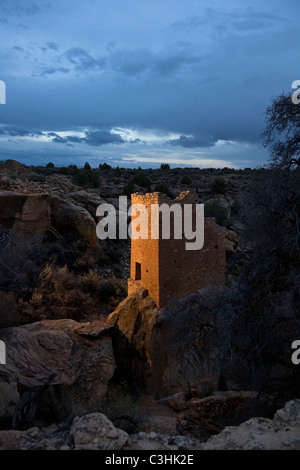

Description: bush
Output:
[29,263,96,321]
[81,270,127,302]
[181,175,192,185]
[114,166,122,176]
[123,179,135,196]
[99,162,112,171]
[160,163,170,170]
[73,169,100,188]
[204,199,229,227]
[211,177,226,195]
[58,166,69,175]
[154,183,169,195]
[132,172,151,190]
[46,162,54,168]
[68,164,78,171]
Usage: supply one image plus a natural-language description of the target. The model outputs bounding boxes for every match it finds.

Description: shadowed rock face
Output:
[201,399,300,450]
[50,195,98,245]
[0,319,115,428]
[0,190,99,245]
[0,399,299,450]
[108,287,220,398]
[0,191,51,235]
[70,413,129,450]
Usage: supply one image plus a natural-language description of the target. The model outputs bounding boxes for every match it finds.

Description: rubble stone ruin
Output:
[128,190,237,308]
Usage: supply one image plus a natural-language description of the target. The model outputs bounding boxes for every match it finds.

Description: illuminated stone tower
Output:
[128,190,235,308]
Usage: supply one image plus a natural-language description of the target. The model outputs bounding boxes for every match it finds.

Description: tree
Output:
[84,162,91,170]
[211,177,226,195]
[181,175,191,185]
[154,183,169,195]
[160,163,170,170]
[99,162,112,171]
[46,162,54,168]
[262,92,300,169]
[123,179,135,196]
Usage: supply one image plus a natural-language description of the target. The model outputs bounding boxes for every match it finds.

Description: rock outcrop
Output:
[0,399,299,450]
[108,287,220,398]
[70,413,128,450]
[202,399,300,450]
[50,195,98,245]
[0,191,51,236]
[0,189,99,245]
[0,319,115,427]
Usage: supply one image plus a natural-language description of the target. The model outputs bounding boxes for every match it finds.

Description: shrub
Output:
[132,172,151,190]
[59,166,69,175]
[211,177,226,195]
[99,162,112,171]
[114,166,122,176]
[29,263,96,320]
[181,175,192,185]
[81,270,127,302]
[68,164,78,171]
[160,163,170,170]
[154,183,169,195]
[46,162,54,168]
[204,199,229,227]
[123,179,135,196]
[73,169,100,188]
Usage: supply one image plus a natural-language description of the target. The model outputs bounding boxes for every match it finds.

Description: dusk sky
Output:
[0,0,299,169]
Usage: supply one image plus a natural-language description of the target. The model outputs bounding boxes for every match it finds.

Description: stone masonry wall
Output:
[128,191,233,308]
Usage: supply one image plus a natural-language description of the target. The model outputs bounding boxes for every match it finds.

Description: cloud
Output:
[109,46,200,77]
[38,66,70,76]
[109,48,153,75]
[0,125,42,137]
[168,8,290,35]
[17,22,28,29]
[0,1,42,22]
[168,134,217,148]
[46,42,59,52]
[84,130,125,146]
[65,47,105,72]
[15,3,41,17]
[46,129,125,146]
[121,155,238,169]
[168,15,204,33]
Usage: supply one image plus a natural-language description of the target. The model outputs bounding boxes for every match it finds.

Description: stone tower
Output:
[128,190,236,308]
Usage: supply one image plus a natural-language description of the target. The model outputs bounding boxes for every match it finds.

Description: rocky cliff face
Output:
[0,190,99,245]
[0,191,51,236]
[50,195,98,245]
[108,287,220,398]
[0,319,115,428]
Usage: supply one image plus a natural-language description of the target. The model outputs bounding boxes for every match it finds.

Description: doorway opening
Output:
[135,262,141,280]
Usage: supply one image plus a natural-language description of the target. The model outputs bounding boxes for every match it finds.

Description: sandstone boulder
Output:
[0,399,298,450]
[0,191,51,236]
[70,413,129,450]
[67,190,104,215]
[0,319,115,427]
[202,399,300,450]
[179,391,278,440]
[50,195,98,245]
[108,287,220,398]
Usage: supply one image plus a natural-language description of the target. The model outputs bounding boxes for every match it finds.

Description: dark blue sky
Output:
[0,0,299,168]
